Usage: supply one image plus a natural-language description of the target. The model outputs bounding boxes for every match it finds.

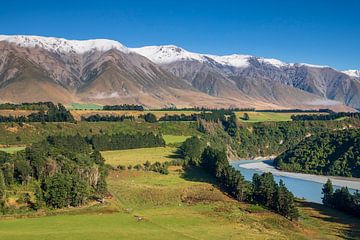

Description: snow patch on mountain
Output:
[298,63,329,68]
[209,54,252,68]
[258,58,288,68]
[132,46,291,69]
[0,35,129,54]
[342,70,360,78]
[130,45,206,64]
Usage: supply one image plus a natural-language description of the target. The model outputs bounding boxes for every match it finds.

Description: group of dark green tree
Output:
[90,132,165,151]
[102,104,144,111]
[118,160,170,175]
[0,103,75,123]
[0,135,107,213]
[180,137,299,220]
[274,129,360,177]
[0,102,54,110]
[158,114,198,121]
[322,179,360,217]
[81,114,135,122]
[291,112,360,121]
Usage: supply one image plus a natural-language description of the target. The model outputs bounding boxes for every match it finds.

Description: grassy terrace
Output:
[163,135,191,145]
[235,111,328,122]
[101,147,180,166]
[101,134,188,167]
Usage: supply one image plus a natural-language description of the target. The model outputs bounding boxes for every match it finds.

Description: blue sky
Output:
[0,0,359,70]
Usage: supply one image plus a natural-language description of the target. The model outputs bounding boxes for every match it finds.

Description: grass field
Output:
[0,146,26,153]
[235,111,328,122]
[163,135,190,145]
[101,147,180,166]
[1,165,359,239]
[66,103,103,110]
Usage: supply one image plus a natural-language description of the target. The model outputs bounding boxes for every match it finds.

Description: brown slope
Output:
[76,49,274,108]
[0,49,76,103]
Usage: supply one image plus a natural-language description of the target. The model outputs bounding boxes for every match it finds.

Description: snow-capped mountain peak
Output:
[207,54,252,68]
[258,58,288,68]
[0,35,129,54]
[132,45,291,69]
[342,70,360,78]
[130,45,206,64]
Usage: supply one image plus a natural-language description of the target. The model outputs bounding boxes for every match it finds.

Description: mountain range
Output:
[0,35,359,110]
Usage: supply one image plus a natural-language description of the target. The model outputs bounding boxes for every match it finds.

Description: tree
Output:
[0,171,6,212]
[14,159,32,184]
[33,181,45,210]
[180,137,204,166]
[44,173,72,208]
[332,187,353,212]
[96,167,108,197]
[143,161,151,170]
[251,172,277,207]
[274,180,299,220]
[2,162,14,185]
[90,150,105,165]
[242,113,250,121]
[322,179,334,206]
[70,175,90,206]
[143,113,157,123]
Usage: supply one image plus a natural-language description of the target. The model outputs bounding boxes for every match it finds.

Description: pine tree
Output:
[322,179,334,206]
[274,180,299,220]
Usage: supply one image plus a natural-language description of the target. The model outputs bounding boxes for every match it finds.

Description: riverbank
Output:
[239,160,360,190]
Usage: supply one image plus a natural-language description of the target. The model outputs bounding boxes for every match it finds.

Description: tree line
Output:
[180,137,299,220]
[102,104,144,111]
[90,132,165,151]
[81,114,135,122]
[322,179,360,217]
[0,103,75,123]
[274,129,360,177]
[0,102,54,110]
[159,114,198,121]
[291,112,360,121]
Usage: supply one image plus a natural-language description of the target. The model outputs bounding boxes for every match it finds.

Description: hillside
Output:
[0,35,357,111]
[274,129,360,177]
